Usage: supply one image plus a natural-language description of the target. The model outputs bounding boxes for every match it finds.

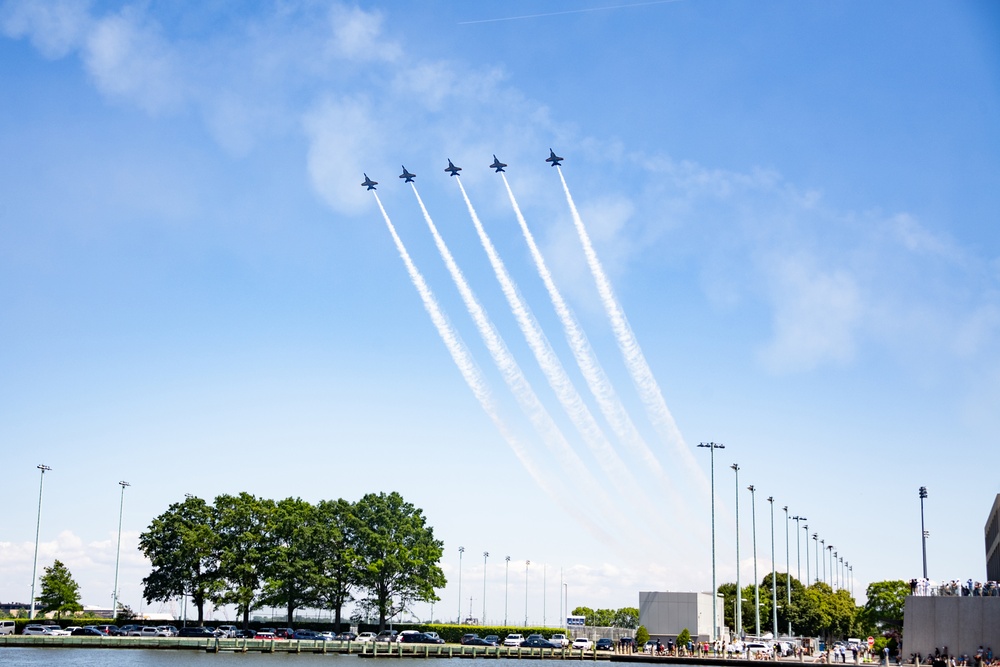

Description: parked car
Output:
[93,625,121,636]
[157,626,178,637]
[274,628,295,639]
[423,632,442,642]
[293,629,328,640]
[356,632,377,643]
[23,625,55,636]
[396,630,422,643]
[336,631,358,641]
[460,633,480,645]
[236,629,257,639]
[45,625,71,636]
[255,631,276,640]
[216,625,238,638]
[119,625,143,636]
[572,637,593,651]
[482,634,499,646]
[0,621,15,636]
[522,637,559,648]
[550,634,569,648]
[400,632,443,644]
[178,627,216,638]
[72,627,104,636]
[595,638,614,651]
[375,630,398,643]
[464,637,495,646]
[503,634,525,647]
[130,626,169,637]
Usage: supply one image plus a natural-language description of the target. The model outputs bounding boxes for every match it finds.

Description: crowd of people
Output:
[908,578,1000,597]
[911,645,997,667]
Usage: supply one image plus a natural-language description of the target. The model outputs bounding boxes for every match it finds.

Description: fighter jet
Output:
[444,159,462,177]
[361,174,378,190]
[545,149,563,167]
[399,166,416,183]
[489,155,507,173]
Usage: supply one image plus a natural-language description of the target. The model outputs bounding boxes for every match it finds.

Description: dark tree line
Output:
[139,491,445,629]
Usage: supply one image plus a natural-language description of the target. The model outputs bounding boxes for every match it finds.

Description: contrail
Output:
[408,183,619,521]
[371,192,602,535]
[500,175,676,487]
[555,167,709,498]
[454,177,650,509]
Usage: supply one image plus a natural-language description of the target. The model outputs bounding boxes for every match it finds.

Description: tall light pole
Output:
[783,506,790,637]
[820,539,826,584]
[29,464,52,620]
[768,497,777,637]
[849,565,853,597]
[919,486,929,579]
[505,556,511,625]
[112,480,130,620]
[827,545,834,588]
[748,484,759,638]
[792,516,806,585]
[482,552,489,625]
[698,441,725,642]
[457,546,464,623]
[524,560,530,627]
[803,525,810,585]
[731,463,742,638]
[834,551,839,589]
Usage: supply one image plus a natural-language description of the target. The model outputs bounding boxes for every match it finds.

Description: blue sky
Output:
[1,0,998,625]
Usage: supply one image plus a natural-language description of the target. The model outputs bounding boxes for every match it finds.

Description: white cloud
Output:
[0,0,91,59]
[82,8,183,114]
[757,255,861,373]
[326,4,400,62]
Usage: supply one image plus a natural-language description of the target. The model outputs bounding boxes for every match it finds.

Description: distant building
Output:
[986,494,1000,582]
[638,591,723,643]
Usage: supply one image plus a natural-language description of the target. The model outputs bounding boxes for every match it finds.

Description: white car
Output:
[217,625,238,638]
[572,638,593,651]
[550,634,569,648]
[356,632,377,643]
[397,630,422,643]
[130,626,169,637]
[46,625,71,636]
[23,625,55,636]
[503,634,524,647]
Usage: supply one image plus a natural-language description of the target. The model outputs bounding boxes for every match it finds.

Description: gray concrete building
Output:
[986,494,1000,582]
[638,591,723,643]
[903,596,1000,658]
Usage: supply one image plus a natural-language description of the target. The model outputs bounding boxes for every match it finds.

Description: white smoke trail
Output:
[500,175,674,483]
[555,168,709,498]
[408,183,619,519]
[455,178,649,508]
[371,192,593,527]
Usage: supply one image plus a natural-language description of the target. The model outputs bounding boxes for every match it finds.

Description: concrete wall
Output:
[639,591,721,642]
[903,596,1000,658]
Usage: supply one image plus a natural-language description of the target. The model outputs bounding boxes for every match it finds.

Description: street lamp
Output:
[820,538,826,584]
[29,464,52,620]
[848,565,853,597]
[731,463,742,638]
[827,545,834,588]
[812,533,818,584]
[505,556,511,625]
[458,547,464,623]
[524,560,530,627]
[748,484,759,638]
[833,551,838,589]
[783,506,790,637]
[768,497,777,637]
[792,516,807,585]
[112,481,130,620]
[698,441,725,642]
[919,486,929,579]
[483,552,489,625]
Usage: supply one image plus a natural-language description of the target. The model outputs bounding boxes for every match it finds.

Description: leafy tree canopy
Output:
[37,560,82,619]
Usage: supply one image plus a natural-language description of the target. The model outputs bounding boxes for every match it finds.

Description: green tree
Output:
[210,492,275,628]
[313,498,357,629]
[614,607,639,629]
[677,628,691,647]
[259,497,322,624]
[139,495,218,624]
[349,491,445,629]
[635,625,649,645]
[857,580,908,635]
[37,560,82,619]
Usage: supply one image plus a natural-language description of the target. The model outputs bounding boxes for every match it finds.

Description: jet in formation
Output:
[361,174,378,190]
[399,166,416,183]
[445,159,462,177]
[490,155,507,173]
[545,149,564,167]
